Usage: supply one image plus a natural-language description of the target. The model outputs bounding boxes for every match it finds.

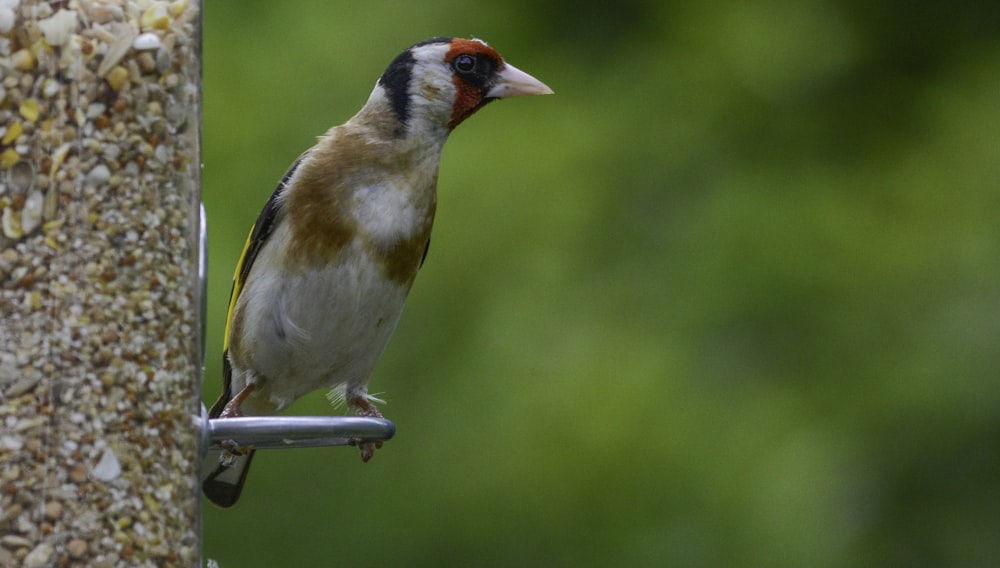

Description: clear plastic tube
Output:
[0,1,202,565]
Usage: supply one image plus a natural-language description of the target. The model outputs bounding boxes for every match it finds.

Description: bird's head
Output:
[367,37,552,139]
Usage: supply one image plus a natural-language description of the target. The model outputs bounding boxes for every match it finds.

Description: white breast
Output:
[230,226,411,414]
[351,180,430,242]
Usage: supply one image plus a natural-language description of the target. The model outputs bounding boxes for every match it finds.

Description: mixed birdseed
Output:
[0,1,201,566]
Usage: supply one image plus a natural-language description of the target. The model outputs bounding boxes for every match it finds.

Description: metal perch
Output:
[198,405,395,470]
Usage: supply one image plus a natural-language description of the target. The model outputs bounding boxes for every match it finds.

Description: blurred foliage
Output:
[200,1,1000,566]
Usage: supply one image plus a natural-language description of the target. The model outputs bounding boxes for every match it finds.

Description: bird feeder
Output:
[0,2,202,565]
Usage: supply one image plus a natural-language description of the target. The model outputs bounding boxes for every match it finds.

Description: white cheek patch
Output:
[403,43,459,136]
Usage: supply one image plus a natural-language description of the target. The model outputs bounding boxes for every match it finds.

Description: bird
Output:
[202,37,552,508]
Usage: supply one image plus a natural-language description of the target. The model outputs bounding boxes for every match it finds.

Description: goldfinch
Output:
[202,37,552,507]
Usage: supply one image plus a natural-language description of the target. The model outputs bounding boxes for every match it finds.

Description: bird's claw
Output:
[218,439,252,467]
[348,438,384,462]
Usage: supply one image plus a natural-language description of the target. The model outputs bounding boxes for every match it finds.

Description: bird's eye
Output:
[453,54,476,74]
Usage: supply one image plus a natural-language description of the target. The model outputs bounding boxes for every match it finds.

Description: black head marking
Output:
[377,37,454,128]
[378,49,416,126]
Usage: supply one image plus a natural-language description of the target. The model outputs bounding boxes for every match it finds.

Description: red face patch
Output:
[445,39,503,64]
[445,39,505,129]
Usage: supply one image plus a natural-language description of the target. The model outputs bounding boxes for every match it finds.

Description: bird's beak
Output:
[487,63,554,99]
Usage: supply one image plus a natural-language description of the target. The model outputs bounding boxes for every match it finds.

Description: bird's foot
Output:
[348,394,385,462]
[218,439,253,467]
[348,438,384,462]
[213,385,257,467]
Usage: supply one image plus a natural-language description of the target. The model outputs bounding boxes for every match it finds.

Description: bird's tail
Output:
[202,447,256,508]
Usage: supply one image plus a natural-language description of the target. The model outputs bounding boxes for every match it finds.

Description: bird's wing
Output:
[419,237,430,269]
[209,153,308,417]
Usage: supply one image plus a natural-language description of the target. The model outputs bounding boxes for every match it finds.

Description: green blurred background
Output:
[200,1,1000,566]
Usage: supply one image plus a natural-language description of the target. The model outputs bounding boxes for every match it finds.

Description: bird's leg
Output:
[347,394,385,462]
[217,383,257,466]
[219,382,256,418]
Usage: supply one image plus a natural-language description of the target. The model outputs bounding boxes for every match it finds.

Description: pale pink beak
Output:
[487,62,554,99]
